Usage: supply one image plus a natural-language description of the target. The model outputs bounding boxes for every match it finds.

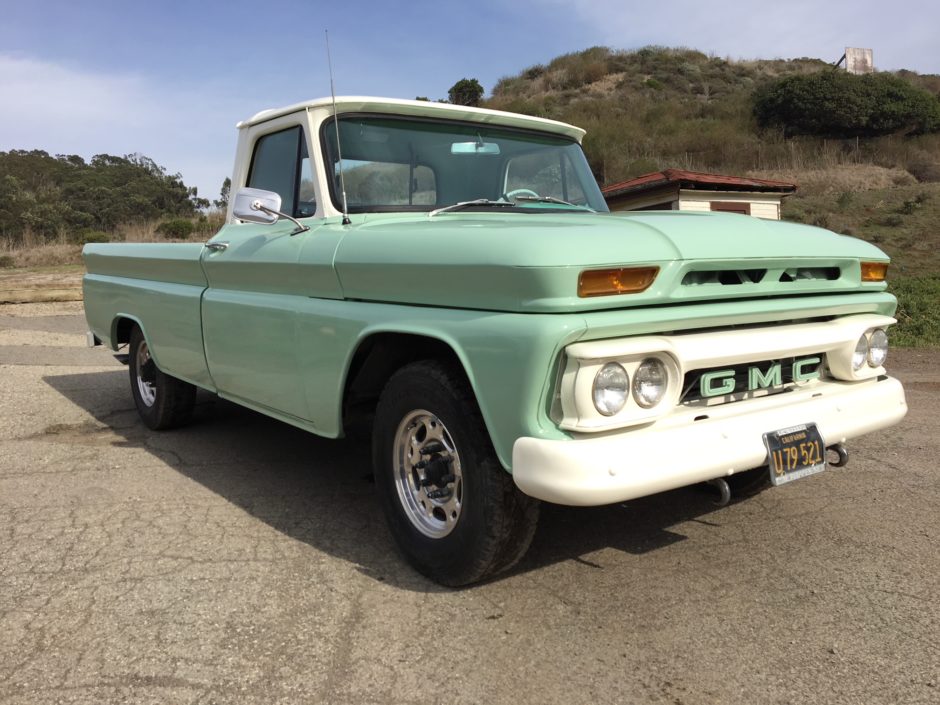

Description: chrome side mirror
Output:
[232,187,281,225]
[232,187,310,235]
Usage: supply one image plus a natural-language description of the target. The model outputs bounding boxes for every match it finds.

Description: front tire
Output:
[128,326,196,430]
[373,361,539,586]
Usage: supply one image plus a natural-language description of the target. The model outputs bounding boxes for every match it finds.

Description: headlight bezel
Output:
[826,325,892,381]
[563,351,681,432]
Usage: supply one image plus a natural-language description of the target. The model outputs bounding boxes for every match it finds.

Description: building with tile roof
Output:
[602,169,797,219]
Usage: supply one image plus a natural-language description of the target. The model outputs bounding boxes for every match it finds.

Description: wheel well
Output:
[113,317,138,346]
[342,333,466,433]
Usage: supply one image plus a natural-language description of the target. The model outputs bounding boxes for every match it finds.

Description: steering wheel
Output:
[503,188,539,201]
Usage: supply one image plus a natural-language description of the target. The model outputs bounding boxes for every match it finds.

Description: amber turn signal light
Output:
[861,262,888,282]
[578,266,659,297]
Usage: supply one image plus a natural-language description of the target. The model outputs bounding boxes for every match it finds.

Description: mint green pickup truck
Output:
[84,97,907,585]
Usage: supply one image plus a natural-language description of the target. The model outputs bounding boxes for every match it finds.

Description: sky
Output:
[2,0,938,202]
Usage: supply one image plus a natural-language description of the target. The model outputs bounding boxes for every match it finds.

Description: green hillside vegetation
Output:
[0,150,212,245]
[486,46,940,183]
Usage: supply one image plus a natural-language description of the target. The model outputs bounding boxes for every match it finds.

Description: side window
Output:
[247,126,317,217]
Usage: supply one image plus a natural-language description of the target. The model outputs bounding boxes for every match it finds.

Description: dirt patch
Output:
[35,420,127,446]
[0,267,84,304]
[0,301,85,316]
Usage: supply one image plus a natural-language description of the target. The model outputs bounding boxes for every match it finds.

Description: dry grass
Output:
[748,165,917,197]
[1,244,84,268]
[0,216,219,270]
[118,221,161,242]
[0,230,83,268]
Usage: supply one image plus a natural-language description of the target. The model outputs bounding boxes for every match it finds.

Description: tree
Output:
[214,177,231,210]
[447,78,484,107]
[0,150,205,242]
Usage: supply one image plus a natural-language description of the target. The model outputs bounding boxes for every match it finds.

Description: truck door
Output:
[201,124,319,421]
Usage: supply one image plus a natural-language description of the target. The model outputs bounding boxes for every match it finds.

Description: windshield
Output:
[321,115,608,213]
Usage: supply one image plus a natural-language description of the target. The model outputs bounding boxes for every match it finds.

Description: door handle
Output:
[205,241,229,252]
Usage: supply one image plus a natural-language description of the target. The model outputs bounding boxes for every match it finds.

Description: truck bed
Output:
[83,243,213,389]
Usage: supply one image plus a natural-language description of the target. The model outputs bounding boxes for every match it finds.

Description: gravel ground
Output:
[0,302,937,705]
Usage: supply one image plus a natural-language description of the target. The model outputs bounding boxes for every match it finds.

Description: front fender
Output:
[292,298,586,469]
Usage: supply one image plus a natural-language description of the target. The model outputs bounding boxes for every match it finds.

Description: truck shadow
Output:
[44,369,735,592]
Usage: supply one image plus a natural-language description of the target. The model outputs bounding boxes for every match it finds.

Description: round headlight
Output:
[593,363,629,416]
[633,358,668,408]
[852,335,869,371]
[868,328,888,367]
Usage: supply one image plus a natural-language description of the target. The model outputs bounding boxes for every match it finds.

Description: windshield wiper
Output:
[428,199,516,217]
[512,195,595,211]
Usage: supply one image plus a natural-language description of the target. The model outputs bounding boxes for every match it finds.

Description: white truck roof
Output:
[236,96,586,143]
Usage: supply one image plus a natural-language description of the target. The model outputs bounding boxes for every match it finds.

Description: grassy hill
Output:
[484,46,940,183]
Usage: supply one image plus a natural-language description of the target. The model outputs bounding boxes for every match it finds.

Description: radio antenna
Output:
[326,30,351,225]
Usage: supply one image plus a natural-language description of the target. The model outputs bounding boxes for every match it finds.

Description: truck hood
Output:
[332,210,889,313]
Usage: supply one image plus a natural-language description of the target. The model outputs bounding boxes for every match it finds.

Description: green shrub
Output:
[79,230,110,244]
[889,276,940,346]
[878,214,904,227]
[754,71,940,137]
[192,211,224,237]
[0,254,14,268]
[155,218,195,239]
[522,64,545,80]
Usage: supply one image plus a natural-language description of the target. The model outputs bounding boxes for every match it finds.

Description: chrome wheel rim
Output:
[392,410,463,539]
[135,340,157,407]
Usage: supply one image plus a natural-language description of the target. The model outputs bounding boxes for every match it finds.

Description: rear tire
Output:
[373,360,539,586]
[128,326,196,430]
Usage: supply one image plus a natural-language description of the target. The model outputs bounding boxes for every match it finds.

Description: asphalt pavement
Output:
[1,302,937,704]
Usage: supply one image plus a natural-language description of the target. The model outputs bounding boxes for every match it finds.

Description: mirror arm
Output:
[251,200,311,236]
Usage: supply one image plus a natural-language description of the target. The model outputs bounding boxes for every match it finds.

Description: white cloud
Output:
[0,54,240,201]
